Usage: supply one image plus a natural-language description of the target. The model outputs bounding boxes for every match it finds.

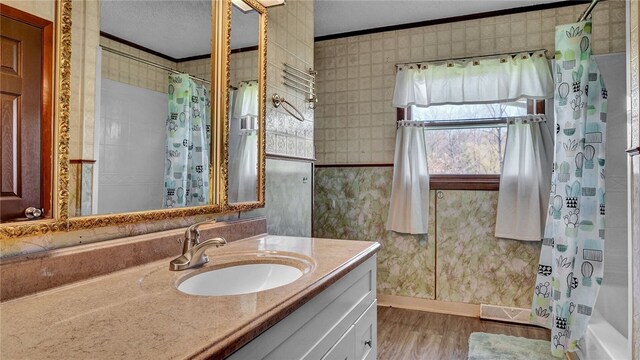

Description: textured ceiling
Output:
[314,0,573,37]
[100,0,259,59]
[101,0,577,59]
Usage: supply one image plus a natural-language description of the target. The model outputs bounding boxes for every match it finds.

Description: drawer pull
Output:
[364,339,372,347]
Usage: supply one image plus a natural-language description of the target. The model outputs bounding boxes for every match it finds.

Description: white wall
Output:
[97,79,167,214]
[593,53,629,338]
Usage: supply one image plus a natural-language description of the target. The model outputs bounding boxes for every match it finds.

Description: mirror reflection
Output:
[227,1,260,204]
[69,0,214,216]
[0,5,54,223]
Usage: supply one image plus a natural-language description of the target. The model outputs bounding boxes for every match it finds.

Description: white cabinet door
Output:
[354,300,377,360]
[227,256,377,360]
[322,325,356,360]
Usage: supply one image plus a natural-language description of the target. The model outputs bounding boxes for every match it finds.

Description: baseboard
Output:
[377,294,480,318]
[377,294,537,326]
[479,304,531,325]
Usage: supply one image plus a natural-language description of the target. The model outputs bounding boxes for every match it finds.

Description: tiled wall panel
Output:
[97,79,167,214]
[265,0,315,159]
[314,1,626,165]
[69,0,100,160]
[1,0,54,21]
[100,37,177,94]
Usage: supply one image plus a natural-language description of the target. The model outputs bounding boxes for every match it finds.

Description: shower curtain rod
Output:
[395,49,548,68]
[577,0,599,22]
[100,46,211,85]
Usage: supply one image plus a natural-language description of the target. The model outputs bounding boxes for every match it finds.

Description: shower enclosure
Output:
[577,52,629,360]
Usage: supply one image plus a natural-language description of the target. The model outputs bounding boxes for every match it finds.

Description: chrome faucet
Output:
[169,221,227,271]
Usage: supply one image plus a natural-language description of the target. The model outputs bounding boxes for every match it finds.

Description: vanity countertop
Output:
[0,235,380,359]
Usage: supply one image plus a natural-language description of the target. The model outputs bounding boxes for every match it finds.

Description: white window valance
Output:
[392,50,554,108]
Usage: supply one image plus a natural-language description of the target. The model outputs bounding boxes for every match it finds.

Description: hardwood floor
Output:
[377,306,551,360]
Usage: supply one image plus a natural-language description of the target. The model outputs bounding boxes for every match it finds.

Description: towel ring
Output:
[272,94,305,122]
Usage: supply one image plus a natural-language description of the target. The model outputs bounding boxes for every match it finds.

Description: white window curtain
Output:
[386,124,430,234]
[387,50,554,236]
[495,115,554,241]
[393,50,553,108]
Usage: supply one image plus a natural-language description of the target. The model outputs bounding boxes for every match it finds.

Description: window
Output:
[398,99,544,189]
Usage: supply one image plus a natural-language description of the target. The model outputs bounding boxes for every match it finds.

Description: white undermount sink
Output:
[177,263,304,296]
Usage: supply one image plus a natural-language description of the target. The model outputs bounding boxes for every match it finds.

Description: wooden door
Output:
[0,10,48,222]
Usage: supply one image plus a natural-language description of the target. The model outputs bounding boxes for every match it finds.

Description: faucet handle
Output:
[192,228,202,244]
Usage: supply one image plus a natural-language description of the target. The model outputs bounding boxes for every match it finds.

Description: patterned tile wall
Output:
[230,51,259,85]
[69,0,100,160]
[176,51,258,88]
[175,0,317,160]
[176,57,209,82]
[313,167,436,299]
[313,1,626,165]
[265,0,315,159]
[100,37,177,94]
[1,0,54,22]
[68,162,94,217]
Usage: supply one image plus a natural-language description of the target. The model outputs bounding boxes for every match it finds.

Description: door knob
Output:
[24,207,43,219]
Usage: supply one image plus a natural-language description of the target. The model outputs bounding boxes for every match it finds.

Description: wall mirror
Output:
[0,4,55,225]
[221,0,266,209]
[0,1,66,239]
[65,0,222,219]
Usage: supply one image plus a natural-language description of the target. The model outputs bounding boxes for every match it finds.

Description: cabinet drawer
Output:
[321,325,356,360]
[354,300,377,360]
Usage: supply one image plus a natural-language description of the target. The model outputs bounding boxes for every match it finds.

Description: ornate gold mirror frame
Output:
[0,0,228,240]
[218,0,267,212]
[0,0,69,239]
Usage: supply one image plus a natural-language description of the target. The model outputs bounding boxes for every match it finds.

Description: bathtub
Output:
[575,309,629,360]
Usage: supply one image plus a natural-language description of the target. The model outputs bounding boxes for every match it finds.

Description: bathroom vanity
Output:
[0,235,379,359]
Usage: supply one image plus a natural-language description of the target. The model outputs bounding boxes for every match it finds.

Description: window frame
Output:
[397,100,545,191]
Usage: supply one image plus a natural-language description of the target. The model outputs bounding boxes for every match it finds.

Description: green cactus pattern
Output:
[532,21,607,358]
[163,74,211,208]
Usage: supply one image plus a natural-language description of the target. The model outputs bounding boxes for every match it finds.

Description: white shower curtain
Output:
[229,81,259,203]
[386,123,430,234]
[495,115,554,240]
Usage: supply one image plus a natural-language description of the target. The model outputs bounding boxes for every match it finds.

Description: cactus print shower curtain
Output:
[163,74,211,208]
[530,21,607,358]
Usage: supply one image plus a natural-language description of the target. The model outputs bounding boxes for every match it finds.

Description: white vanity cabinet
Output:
[227,255,377,360]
